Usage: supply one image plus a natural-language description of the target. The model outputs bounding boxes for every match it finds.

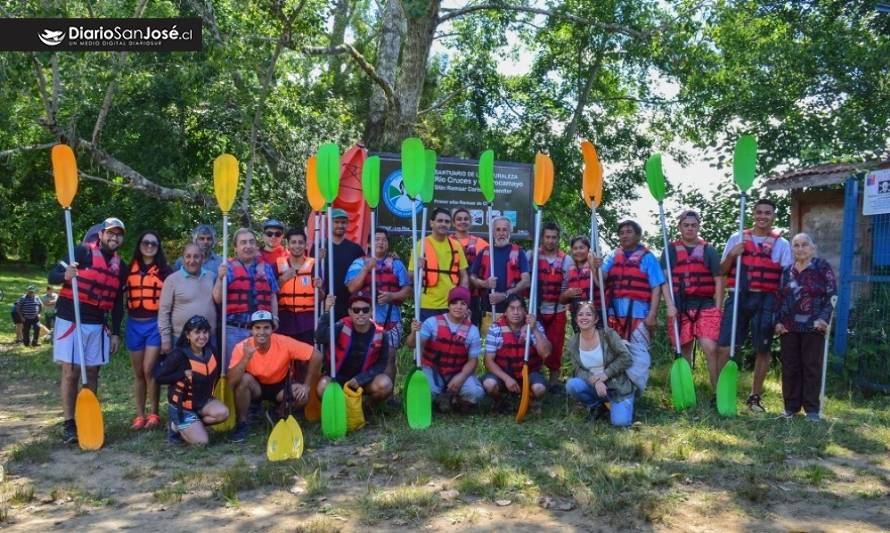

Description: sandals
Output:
[144,414,161,429]
[130,416,146,430]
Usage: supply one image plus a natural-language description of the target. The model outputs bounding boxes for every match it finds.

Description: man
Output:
[325,208,365,320]
[345,228,411,381]
[530,222,568,389]
[451,208,489,326]
[48,217,127,444]
[594,220,674,394]
[227,310,322,443]
[717,198,792,412]
[470,217,530,321]
[407,287,485,412]
[16,286,43,347]
[660,210,724,394]
[212,228,279,364]
[483,294,552,405]
[174,224,222,274]
[41,285,58,331]
[158,243,218,353]
[276,227,322,346]
[260,219,289,265]
[409,208,469,321]
[315,293,393,404]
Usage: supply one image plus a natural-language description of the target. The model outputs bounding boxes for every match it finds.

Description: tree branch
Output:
[31,57,53,123]
[0,143,56,158]
[563,51,605,142]
[418,88,465,116]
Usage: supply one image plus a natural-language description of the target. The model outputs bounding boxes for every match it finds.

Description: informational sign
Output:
[373,152,533,238]
[864,168,890,216]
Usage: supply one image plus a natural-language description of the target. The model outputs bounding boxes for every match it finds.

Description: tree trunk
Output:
[363,0,405,150]
[329,0,352,85]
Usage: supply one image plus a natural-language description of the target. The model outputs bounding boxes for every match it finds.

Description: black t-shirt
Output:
[328,239,365,320]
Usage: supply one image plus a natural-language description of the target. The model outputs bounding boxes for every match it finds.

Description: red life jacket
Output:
[126,261,164,312]
[226,259,274,314]
[361,255,402,297]
[59,242,122,311]
[276,257,315,313]
[422,315,472,376]
[334,317,385,375]
[169,349,219,411]
[607,247,652,302]
[670,240,716,298]
[493,316,541,380]
[727,229,783,292]
[478,244,523,290]
[566,260,600,308]
[537,251,566,305]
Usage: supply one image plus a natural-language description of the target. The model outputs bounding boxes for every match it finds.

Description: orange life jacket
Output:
[127,262,164,312]
[727,229,783,292]
[456,234,487,266]
[169,348,219,411]
[276,257,315,313]
[422,236,461,290]
[422,315,472,376]
[59,242,122,311]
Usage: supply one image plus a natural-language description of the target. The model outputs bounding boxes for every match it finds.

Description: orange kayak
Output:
[307,144,371,252]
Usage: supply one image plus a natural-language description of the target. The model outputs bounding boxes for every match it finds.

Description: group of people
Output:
[47,197,837,447]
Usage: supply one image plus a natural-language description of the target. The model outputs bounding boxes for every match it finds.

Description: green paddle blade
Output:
[321,382,347,440]
[317,143,341,204]
[733,135,757,192]
[478,150,495,202]
[421,149,436,203]
[401,137,425,198]
[404,368,431,430]
[645,153,665,202]
[716,360,739,417]
[670,357,696,412]
[362,155,381,208]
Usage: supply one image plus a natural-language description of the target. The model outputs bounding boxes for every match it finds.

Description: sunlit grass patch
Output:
[356,485,439,524]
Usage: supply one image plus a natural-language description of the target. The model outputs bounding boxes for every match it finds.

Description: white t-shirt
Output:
[579,344,604,374]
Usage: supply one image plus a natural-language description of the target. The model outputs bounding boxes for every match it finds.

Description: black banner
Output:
[0,18,202,52]
[374,152,533,239]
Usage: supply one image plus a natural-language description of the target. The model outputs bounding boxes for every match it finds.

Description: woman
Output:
[154,315,229,445]
[126,230,172,430]
[559,236,600,333]
[565,301,636,426]
[775,233,836,421]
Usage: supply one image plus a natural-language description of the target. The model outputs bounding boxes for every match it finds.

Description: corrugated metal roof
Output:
[765,160,890,191]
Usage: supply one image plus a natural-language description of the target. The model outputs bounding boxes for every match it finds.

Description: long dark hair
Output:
[176,315,212,349]
[130,230,170,277]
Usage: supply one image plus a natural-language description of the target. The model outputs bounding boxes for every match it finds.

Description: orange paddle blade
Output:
[75,388,104,450]
[51,144,78,209]
[581,141,603,208]
[515,365,530,423]
[533,153,554,207]
[306,156,325,212]
[304,376,321,422]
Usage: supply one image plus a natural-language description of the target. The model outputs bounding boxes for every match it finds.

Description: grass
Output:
[2,263,890,528]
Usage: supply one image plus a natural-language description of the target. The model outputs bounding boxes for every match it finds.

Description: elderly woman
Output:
[565,301,636,426]
[774,233,837,421]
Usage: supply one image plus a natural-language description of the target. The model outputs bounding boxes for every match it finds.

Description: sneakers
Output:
[62,419,77,444]
[805,412,821,422]
[777,411,795,420]
[229,421,250,443]
[746,394,766,413]
[434,394,453,413]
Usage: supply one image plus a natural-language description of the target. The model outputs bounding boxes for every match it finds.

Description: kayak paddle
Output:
[580,141,608,327]
[267,366,303,460]
[517,153,554,423]
[818,295,838,416]
[211,153,239,432]
[478,149,496,326]
[717,135,758,418]
[52,144,104,451]
[304,156,323,422]
[362,155,381,319]
[646,154,695,412]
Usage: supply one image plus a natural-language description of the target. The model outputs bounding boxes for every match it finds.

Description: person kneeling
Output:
[565,302,636,427]
[482,294,551,408]
[227,310,322,443]
[316,293,393,406]
[154,315,229,445]
[407,287,485,412]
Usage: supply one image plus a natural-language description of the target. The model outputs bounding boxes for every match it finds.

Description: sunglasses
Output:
[141,240,159,247]
[350,306,371,314]
[265,231,283,237]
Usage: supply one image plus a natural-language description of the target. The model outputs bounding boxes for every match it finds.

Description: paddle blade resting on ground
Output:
[306,156,325,212]
[533,153,554,207]
[580,141,603,208]
[421,149,436,204]
[404,368,432,430]
[317,143,341,203]
[75,388,104,450]
[51,144,78,209]
[212,377,236,432]
[401,137,425,198]
[645,153,666,202]
[286,416,304,459]
[321,382,347,440]
[478,149,495,202]
[267,419,291,461]
[733,135,758,192]
[515,364,531,423]
[716,360,739,417]
[304,376,321,422]
[213,154,239,213]
[361,155,381,209]
[670,357,697,412]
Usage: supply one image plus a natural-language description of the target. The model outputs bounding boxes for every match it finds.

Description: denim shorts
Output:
[168,404,200,431]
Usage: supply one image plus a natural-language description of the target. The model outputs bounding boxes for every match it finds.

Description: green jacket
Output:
[566,326,635,398]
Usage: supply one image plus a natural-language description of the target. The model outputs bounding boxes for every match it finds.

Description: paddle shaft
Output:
[819,296,838,411]
[728,194,746,362]
[488,203,496,320]
[313,211,320,341]
[63,209,88,385]
[327,208,337,379]
[411,199,421,367]
[524,208,543,361]
[590,207,609,327]
[220,213,229,377]
[417,205,429,367]
[370,209,377,320]
[658,203,682,354]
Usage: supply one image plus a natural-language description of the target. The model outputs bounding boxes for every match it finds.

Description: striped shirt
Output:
[15,295,42,319]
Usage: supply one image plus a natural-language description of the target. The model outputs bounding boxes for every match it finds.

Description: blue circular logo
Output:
[382,170,421,218]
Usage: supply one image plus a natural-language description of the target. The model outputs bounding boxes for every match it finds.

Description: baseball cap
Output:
[101,217,125,232]
[330,208,348,219]
[448,287,471,306]
[348,292,372,305]
[26,285,36,292]
[263,219,285,231]
[248,310,274,326]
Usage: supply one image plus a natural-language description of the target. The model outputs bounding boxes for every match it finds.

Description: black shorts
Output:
[718,291,777,354]
[259,380,286,403]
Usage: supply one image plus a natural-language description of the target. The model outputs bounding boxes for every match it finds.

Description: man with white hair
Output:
[470,216,531,320]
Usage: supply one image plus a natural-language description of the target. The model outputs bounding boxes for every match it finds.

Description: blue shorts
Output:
[125,317,161,351]
[168,404,200,431]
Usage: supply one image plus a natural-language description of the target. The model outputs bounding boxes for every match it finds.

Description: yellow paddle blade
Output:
[75,388,104,450]
[211,377,236,432]
[286,415,304,459]
[51,144,78,209]
[306,156,325,212]
[213,154,239,214]
[304,376,321,422]
[581,141,603,208]
[533,153,554,207]
[267,420,291,461]
[515,365,530,423]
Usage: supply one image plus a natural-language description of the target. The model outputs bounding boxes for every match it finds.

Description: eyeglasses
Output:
[141,240,159,247]
[350,306,371,314]
[265,231,283,237]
